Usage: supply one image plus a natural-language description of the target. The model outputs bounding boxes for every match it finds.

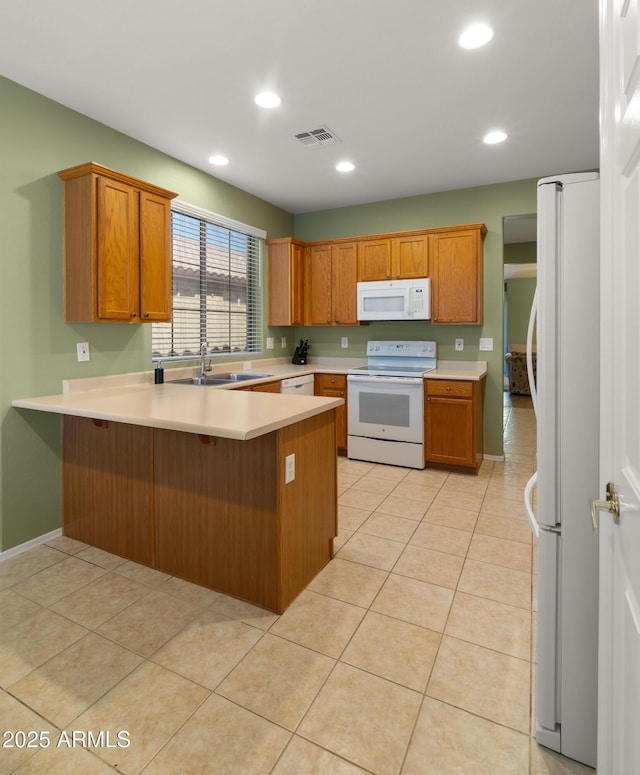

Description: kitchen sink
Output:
[169,376,234,386]
[228,372,273,381]
[168,372,273,386]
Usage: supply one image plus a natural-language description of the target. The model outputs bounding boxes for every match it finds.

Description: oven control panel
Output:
[366,340,436,358]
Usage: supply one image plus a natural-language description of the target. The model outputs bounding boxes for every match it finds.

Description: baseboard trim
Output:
[0,528,62,564]
[484,454,506,462]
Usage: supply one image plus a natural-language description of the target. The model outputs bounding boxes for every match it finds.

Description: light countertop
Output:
[11,383,342,441]
[427,360,487,381]
[11,357,486,439]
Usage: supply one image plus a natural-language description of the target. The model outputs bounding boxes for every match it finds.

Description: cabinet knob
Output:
[427,398,431,403]
[330,378,336,383]
[143,312,150,318]
[327,318,331,324]
[446,386,451,391]
[130,312,136,318]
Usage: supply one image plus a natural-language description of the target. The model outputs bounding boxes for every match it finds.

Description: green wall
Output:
[506,278,537,347]
[0,76,294,551]
[504,241,537,263]
[293,180,539,459]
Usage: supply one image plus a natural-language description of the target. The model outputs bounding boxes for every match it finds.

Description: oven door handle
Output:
[347,375,424,386]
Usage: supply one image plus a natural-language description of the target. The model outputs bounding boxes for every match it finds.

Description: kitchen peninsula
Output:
[12,383,343,613]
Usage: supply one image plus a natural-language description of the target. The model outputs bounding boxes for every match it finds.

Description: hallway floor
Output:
[0,395,596,774]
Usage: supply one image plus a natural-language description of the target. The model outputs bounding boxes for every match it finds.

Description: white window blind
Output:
[152,200,265,361]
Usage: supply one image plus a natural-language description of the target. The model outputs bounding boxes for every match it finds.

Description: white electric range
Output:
[347,340,436,469]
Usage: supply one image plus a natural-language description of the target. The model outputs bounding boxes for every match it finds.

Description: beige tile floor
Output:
[0,395,597,774]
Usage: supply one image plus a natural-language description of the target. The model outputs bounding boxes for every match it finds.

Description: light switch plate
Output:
[341,337,349,348]
[479,337,494,351]
[266,337,274,350]
[455,339,464,352]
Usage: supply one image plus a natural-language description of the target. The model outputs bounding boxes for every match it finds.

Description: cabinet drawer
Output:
[426,379,474,398]
[315,373,347,390]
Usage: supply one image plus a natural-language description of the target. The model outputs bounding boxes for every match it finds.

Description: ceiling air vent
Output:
[293,125,341,147]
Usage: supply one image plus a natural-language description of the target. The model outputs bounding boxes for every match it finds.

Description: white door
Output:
[598,1,640,772]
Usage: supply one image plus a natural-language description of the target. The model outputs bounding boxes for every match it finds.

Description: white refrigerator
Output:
[524,171,599,768]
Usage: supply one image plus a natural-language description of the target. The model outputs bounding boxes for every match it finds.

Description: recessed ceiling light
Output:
[336,161,355,172]
[483,130,507,144]
[208,154,229,165]
[254,91,281,108]
[458,23,494,50]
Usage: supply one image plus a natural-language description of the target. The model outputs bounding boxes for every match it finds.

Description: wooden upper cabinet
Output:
[430,225,486,325]
[268,223,484,327]
[332,242,358,325]
[267,237,305,325]
[391,234,429,279]
[139,190,173,321]
[358,235,428,280]
[306,244,333,324]
[58,163,177,323]
[357,239,392,281]
[305,241,358,326]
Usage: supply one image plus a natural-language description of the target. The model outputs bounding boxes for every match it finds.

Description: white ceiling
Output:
[0,1,598,216]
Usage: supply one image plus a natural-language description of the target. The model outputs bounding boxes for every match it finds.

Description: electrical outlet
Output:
[281,337,287,348]
[266,337,274,350]
[76,342,90,362]
[455,338,464,352]
[479,337,494,351]
[341,337,349,349]
[285,453,296,484]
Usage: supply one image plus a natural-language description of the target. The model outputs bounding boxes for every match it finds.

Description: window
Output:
[152,200,265,361]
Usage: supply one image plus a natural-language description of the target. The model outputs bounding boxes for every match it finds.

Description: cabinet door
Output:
[425,396,475,468]
[139,190,172,321]
[332,242,358,324]
[96,176,140,320]
[268,239,305,325]
[307,244,333,324]
[358,239,392,280]
[314,374,347,451]
[431,229,483,324]
[391,235,429,279]
[252,381,281,393]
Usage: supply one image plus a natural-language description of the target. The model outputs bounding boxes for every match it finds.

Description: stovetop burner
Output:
[348,340,437,378]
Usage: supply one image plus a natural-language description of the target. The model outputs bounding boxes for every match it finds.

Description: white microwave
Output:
[356,278,431,321]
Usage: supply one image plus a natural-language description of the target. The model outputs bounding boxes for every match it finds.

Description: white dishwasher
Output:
[280,374,314,395]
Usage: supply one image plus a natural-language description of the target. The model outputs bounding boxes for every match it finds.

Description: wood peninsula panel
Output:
[61,416,154,565]
[277,410,337,610]
[154,429,280,608]
[153,410,337,613]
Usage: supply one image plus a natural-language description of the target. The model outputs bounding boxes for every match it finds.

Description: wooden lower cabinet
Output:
[61,411,337,613]
[424,378,485,472]
[314,373,347,453]
[248,380,281,393]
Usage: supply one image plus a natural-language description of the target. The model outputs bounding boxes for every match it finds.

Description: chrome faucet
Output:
[196,342,209,385]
